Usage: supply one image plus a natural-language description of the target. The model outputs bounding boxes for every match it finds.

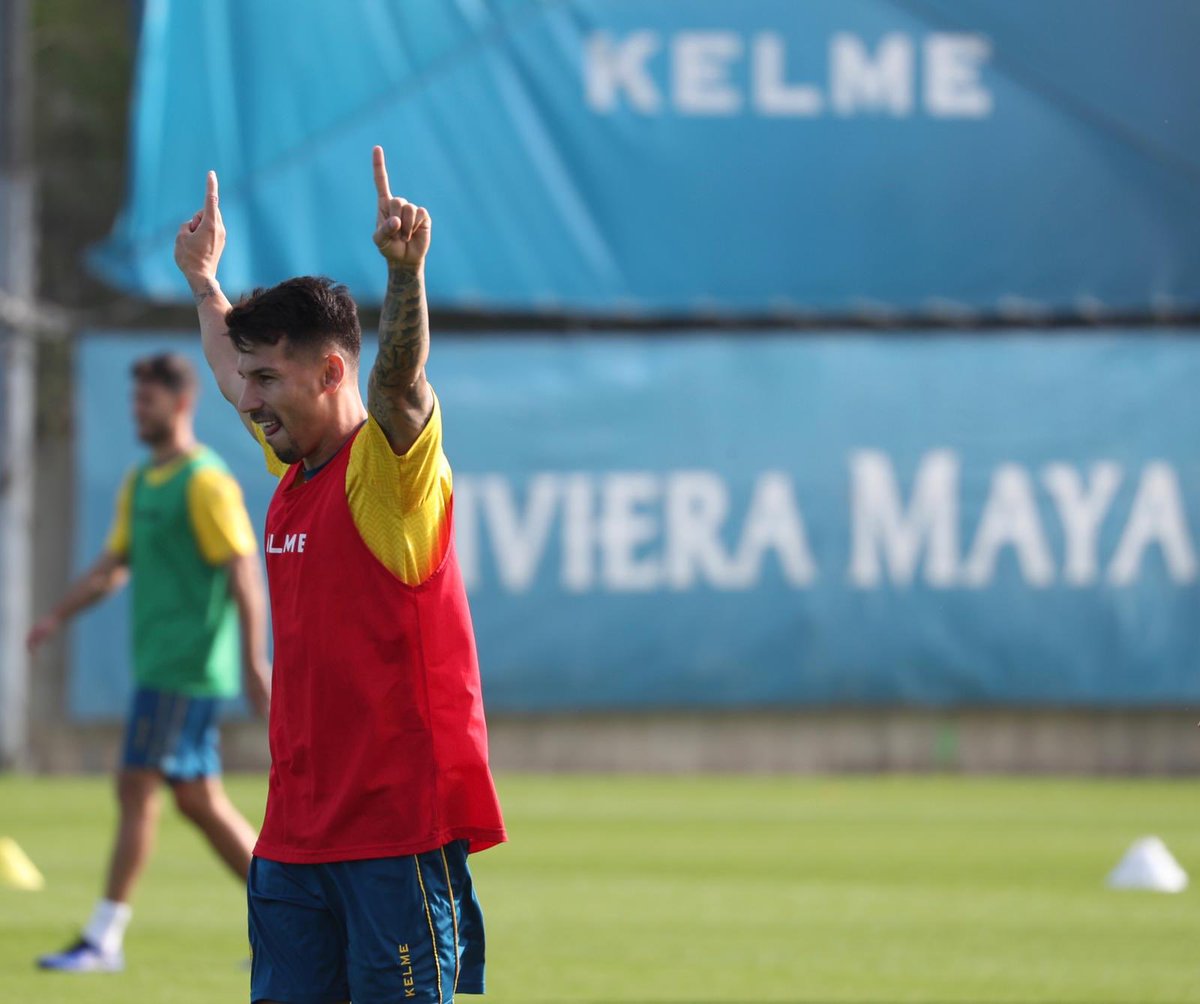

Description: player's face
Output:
[132,380,181,447]
[237,340,340,466]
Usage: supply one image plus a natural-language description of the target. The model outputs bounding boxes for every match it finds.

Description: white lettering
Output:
[480,474,559,593]
[962,464,1054,587]
[664,470,734,589]
[589,30,992,119]
[1108,463,1198,584]
[849,450,959,587]
[673,31,742,115]
[729,471,816,587]
[1042,462,1122,586]
[752,32,822,116]
[451,457,1197,595]
[600,473,661,590]
[924,33,992,118]
[266,531,306,556]
[585,31,661,113]
[561,473,596,592]
[831,33,913,116]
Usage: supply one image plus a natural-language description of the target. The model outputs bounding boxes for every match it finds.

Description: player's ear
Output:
[322,353,345,392]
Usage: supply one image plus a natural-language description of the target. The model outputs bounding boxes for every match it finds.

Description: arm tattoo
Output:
[371,265,429,406]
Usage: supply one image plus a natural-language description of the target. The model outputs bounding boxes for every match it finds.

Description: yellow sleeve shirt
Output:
[251,391,452,587]
[106,459,257,566]
[186,467,258,566]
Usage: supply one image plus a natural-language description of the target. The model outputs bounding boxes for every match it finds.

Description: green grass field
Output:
[2,773,1199,1002]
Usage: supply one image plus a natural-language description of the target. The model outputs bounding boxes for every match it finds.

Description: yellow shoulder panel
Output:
[345,393,452,587]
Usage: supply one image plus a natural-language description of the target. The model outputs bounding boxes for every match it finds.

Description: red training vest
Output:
[254,428,506,863]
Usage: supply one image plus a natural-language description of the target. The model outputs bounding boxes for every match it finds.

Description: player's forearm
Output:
[49,557,128,623]
[367,265,432,451]
[228,555,270,696]
[186,275,240,403]
[372,263,430,397]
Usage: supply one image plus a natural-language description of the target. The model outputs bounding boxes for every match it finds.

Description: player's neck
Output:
[301,394,368,471]
[150,428,196,466]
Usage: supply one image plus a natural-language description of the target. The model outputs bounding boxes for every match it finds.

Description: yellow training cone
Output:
[0,837,45,890]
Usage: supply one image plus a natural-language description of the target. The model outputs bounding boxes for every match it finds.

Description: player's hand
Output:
[372,146,431,269]
[174,170,226,286]
[26,614,60,653]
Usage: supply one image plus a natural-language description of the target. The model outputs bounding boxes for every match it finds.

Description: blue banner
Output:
[71,330,1200,718]
[90,1,1200,317]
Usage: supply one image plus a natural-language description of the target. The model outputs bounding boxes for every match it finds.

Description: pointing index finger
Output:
[372,145,392,201]
[206,170,219,211]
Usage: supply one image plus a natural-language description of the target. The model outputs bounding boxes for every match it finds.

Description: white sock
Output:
[82,899,132,955]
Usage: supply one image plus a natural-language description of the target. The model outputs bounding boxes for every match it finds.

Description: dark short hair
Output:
[131,352,197,394]
[224,276,361,360]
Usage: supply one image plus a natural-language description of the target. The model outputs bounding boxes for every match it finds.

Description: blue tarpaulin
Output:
[90,0,1200,317]
[71,330,1200,718]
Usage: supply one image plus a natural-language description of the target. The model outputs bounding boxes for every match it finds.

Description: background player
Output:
[27,353,270,973]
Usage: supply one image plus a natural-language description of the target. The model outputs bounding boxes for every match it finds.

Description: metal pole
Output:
[0,0,36,769]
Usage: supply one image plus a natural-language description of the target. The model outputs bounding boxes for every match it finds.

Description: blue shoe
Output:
[37,938,124,973]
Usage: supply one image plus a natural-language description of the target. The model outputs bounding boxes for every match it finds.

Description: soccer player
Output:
[173,149,506,1004]
[28,352,271,973]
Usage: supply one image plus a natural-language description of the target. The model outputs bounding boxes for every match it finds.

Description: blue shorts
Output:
[121,687,222,782]
[248,841,485,1004]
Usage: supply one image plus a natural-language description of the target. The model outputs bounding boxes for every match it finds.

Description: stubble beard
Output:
[137,422,172,448]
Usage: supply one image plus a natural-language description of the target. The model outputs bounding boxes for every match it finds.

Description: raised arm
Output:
[367,145,434,455]
[174,172,247,417]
